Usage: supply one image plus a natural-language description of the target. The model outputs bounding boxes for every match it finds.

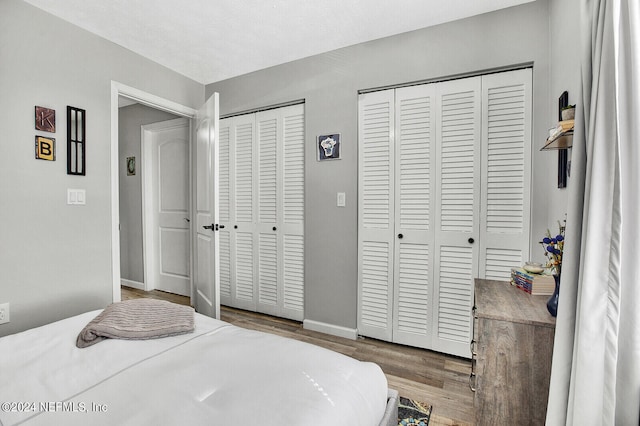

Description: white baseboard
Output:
[303,319,358,340]
[121,279,144,291]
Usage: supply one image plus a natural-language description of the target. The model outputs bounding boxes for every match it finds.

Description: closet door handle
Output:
[468,237,475,244]
[398,233,403,239]
[273,227,277,231]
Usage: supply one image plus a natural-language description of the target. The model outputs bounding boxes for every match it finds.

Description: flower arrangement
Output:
[540,219,566,276]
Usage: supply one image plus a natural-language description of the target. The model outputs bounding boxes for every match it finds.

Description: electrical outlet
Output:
[0,303,9,325]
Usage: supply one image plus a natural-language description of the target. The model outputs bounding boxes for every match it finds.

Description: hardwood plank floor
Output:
[121,287,474,425]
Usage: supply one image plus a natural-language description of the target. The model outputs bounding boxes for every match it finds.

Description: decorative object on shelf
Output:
[523,261,544,274]
[540,218,566,317]
[561,104,576,120]
[67,106,86,176]
[547,275,561,317]
[317,133,341,161]
[511,267,555,295]
[126,156,136,176]
[35,135,55,161]
[35,106,55,133]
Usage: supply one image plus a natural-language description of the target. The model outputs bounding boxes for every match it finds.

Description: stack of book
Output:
[510,268,555,295]
[548,119,575,140]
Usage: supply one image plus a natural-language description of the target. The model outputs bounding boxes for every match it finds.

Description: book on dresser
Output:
[510,268,555,295]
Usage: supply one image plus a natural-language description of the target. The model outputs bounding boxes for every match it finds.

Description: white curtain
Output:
[546,0,640,424]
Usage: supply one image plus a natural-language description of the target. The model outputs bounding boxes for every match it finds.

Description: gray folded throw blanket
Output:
[76,299,195,348]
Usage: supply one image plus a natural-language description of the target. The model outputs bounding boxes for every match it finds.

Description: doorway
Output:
[140,118,190,296]
[110,82,198,304]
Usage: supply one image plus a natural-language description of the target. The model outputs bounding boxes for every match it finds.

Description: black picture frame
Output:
[67,106,86,176]
[317,133,341,161]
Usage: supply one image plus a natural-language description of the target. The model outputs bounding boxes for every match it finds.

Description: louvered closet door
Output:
[255,105,305,320]
[357,89,395,341]
[480,69,532,280]
[279,105,305,320]
[392,85,436,348]
[218,121,232,306]
[256,109,280,317]
[432,77,481,357]
[229,114,257,311]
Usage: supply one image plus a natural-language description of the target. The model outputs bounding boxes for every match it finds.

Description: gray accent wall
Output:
[118,104,179,285]
[0,0,203,336]
[206,0,560,331]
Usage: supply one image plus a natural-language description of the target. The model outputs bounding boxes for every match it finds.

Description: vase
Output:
[561,108,575,121]
[547,274,560,317]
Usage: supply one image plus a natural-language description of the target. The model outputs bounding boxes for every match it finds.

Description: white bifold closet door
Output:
[219,104,305,321]
[358,69,531,357]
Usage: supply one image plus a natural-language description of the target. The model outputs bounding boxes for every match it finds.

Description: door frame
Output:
[110,81,197,302]
[141,117,191,293]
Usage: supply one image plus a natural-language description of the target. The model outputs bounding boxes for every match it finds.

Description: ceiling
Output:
[24,0,533,85]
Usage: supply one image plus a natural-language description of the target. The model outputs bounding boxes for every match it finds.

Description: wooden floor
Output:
[121,287,474,426]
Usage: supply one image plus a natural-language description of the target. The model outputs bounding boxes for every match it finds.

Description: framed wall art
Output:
[67,106,86,175]
[35,106,55,133]
[35,135,55,161]
[126,156,136,176]
[317,133,341,161]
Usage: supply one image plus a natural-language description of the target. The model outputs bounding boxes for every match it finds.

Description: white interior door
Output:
[279,105,305,320]
[479,69,532,280]
[256,105,306,320]
[143,118,190,296]
[392,84,436,348]
[357,89,395,342]
[432,77,481,357]
[230,114,257,311]
[256,108,280,317]
[193,93,220,318]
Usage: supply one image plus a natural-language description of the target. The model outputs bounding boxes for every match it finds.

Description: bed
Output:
[0,304,398,426]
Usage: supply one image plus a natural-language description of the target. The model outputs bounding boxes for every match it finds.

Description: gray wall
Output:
[206,0,558,330]
[118,104,179,285]
[0,0,203,336]
[547,0,581,218]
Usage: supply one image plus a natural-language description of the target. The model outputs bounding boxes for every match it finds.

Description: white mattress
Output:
[0,310,388,426]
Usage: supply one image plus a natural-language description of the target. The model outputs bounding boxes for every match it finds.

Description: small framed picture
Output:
[317,133,341,161]
[126,156,136,176]
[35,106,55,133]
[35,135,56,161]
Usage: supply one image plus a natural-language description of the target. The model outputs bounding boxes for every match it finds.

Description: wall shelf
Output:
[541,118,574,150]
[541,129,573,150]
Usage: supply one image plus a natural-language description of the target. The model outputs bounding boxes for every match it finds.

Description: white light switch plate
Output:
[337,192,346,207]
[67,189,86,205]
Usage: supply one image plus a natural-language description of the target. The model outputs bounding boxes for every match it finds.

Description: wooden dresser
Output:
[471,279,556,425]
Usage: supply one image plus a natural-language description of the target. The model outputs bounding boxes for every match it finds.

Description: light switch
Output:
[67,189,86,205]
[67,189,77,204]
[337,192,346,207]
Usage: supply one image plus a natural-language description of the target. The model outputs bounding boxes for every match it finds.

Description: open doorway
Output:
[110,82,198,305]
[119,104,188,297]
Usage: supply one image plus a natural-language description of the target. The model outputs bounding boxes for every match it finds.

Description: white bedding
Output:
[0,310,388,426]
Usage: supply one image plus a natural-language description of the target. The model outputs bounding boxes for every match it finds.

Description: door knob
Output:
[398,233,404,239]
[272,226,277,231]
[468,238,475,244]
